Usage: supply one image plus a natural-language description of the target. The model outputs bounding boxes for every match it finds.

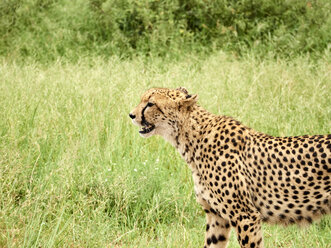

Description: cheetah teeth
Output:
[139,125,155,134]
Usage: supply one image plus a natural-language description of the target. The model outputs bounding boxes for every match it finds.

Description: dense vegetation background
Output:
[1,0,330,61]
[0,0,330,247]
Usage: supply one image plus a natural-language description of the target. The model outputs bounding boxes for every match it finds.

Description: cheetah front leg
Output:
[195,195,231,248]
[233,212,264,248]
[204,209,231,248]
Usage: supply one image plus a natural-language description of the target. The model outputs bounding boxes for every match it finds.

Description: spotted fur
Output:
[129,87,331,248]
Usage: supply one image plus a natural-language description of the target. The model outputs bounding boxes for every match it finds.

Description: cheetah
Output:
[129,87,331,248]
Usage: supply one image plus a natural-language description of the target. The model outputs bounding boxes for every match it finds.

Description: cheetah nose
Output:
[129,113,136,119]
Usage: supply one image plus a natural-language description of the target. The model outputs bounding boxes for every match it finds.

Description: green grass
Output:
[0,52,330,247]
[1,0,330,61]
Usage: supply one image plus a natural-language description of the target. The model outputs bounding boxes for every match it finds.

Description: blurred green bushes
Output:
[1,0,330,61]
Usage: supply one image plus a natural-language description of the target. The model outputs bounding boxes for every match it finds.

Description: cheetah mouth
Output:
[139,124,155,134]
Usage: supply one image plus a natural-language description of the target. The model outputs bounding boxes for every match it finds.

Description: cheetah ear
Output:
[176,87,189,95]
[180,94,198,107]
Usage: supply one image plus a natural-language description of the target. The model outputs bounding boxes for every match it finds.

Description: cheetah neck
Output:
[171,105,216,169]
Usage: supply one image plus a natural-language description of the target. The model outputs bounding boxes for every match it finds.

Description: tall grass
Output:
[1,0,330,61]
[0,53,330,247]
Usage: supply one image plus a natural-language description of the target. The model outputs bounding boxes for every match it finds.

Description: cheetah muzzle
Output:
[129,87,331,248]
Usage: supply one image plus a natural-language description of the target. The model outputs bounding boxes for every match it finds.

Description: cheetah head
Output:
[129,87,198,141]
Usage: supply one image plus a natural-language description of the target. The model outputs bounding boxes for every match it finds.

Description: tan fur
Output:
[130,87,331,248]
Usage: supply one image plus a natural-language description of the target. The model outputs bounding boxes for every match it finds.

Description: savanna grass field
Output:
[0,0,331,247]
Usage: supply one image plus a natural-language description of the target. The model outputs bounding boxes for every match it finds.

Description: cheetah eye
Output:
[146,102,154,107]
